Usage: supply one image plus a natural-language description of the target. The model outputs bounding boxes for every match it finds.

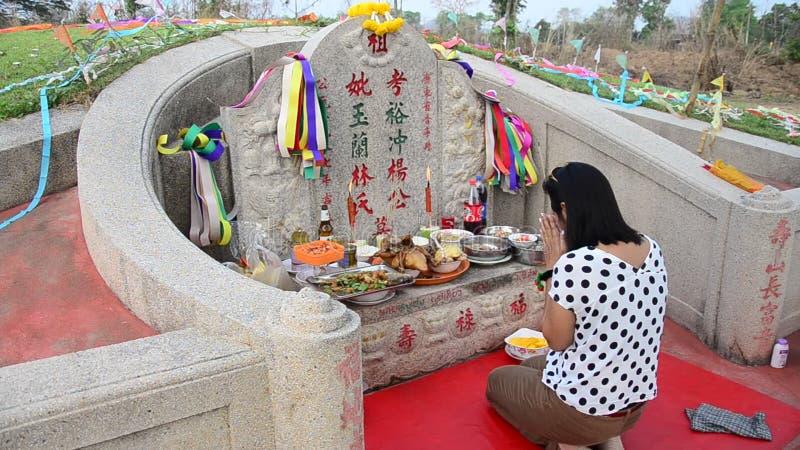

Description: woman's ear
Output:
[560,202,567,224]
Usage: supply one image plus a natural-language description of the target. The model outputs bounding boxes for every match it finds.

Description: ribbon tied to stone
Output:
[157,123,231,247]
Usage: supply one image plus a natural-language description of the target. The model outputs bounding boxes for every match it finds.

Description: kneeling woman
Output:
[486,162,668,449]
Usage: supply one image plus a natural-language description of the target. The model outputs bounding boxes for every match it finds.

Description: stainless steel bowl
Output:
[484,226,520,239]
[516,246,545,266]
[460,235,510,261]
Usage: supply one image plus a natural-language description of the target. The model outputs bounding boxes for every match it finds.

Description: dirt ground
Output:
[595,48,800,115]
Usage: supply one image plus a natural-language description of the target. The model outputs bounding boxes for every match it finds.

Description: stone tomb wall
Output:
[221,17,488,253]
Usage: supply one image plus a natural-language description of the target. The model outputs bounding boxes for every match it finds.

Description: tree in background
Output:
[686,0,725,114]
[614,0,643,44]
[489,0,526,48]
[582,6,628,49]
[125,0,145,18]
[758,3,800,49]
[402,10,421,30]
[640,0,674,45]
[1,0,70,25]
[431,0,474,16]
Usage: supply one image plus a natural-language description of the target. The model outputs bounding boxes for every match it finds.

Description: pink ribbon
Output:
[494,53,515,87]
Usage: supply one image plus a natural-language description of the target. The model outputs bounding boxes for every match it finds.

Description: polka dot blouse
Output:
[542,235,668,416]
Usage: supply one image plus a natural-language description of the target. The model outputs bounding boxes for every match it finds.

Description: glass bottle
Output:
[463,179,483,234]
[318,205,333,241]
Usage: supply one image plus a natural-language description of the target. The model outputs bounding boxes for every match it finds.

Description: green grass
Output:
[0,22,288,119]
[451,43,798,146]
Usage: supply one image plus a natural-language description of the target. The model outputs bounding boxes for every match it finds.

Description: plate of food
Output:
[298,264,414,301]
[414,259,470,285]
[504,328,550,359]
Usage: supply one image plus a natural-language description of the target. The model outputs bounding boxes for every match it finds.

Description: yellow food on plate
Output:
[509,337,548,349]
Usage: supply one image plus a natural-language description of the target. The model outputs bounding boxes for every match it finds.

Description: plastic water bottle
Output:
[770,338,789,368]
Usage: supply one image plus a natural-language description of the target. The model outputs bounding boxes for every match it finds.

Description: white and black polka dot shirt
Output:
[542,235,668,416]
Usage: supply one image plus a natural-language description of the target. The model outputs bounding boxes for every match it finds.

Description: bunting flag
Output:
[494,17,506,31]
[710,74,724,90]
[447,12,458,27]
[570,39,584,55]
[593,44,601,63]
[528,28,539,45]
[482,90,538,192]
[90,4,112,26]
[157,123,232,247]
[641,68,653,84]
[615,53,628,71]
[53,25,75,53]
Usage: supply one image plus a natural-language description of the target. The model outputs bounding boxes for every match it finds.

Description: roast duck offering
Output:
[376,235,466,274]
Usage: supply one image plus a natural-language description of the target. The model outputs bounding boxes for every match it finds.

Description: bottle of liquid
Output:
[770,338,789,368]
[475,175,488,228]
[463,179,483,234]
[318,205,333,241]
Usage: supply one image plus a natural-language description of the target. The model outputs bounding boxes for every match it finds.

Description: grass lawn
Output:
[0,22,266,120]
[1,25,797,146]
[454,43,798,146]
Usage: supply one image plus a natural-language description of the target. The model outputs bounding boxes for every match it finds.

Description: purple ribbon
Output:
[297,55,324,163]
[455,61,473,78]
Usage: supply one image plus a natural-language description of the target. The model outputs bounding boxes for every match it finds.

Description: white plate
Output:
[505,344,525,361]
[467,254,512,265]
[345,290,396,306]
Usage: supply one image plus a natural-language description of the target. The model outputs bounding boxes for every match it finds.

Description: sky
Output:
[297,0,784,27]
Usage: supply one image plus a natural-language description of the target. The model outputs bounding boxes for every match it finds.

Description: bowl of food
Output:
[411,236,429,248]
[356,245,379,262]
[430,244,466,273]
[508,232,540,250]
[460,235,510,261]
[484,226,520,239]
[505,328,549,359]
[431,229,473,248]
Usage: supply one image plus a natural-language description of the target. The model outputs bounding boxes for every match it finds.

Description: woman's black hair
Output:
[542,162,641,251]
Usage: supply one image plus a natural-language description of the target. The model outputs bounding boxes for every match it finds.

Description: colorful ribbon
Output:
[276,54,329,179]
[482,91,537,192]
[157,123,231,247]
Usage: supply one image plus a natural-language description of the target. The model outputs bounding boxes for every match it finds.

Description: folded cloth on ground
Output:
[685,403,772,441]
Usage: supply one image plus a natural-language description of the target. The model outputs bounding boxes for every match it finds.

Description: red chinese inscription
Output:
[317,77,328,90]
[760,275,782,300]
[367,33,388,54]
[386,69,408,96]
[340,395,361,429]
[351,164,375,188]
[375,216,392,236]
[322,193,332,206]
[387,158,408,183]
[457,308,476,332]
[356,192,374,215]
[396,324,417,351]
[510,294,528,316]
[336,343,360,388]
[388,188,411,210]
[769,218,790,249]
[321,174,331,186]
[422,72,431,84]
[347,72,373,97]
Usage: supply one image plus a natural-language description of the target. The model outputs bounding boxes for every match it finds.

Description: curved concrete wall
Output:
[6,25,796,449]
[74,28,364,449]
[461,53,799,363]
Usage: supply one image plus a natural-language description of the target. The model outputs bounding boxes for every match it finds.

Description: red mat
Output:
[364,350,800,450]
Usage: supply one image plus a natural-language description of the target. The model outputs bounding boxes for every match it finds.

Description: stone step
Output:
[0,104,87,211]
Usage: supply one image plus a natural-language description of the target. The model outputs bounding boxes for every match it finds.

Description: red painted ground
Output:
[365,349,800,450]
[0,188,157,368]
